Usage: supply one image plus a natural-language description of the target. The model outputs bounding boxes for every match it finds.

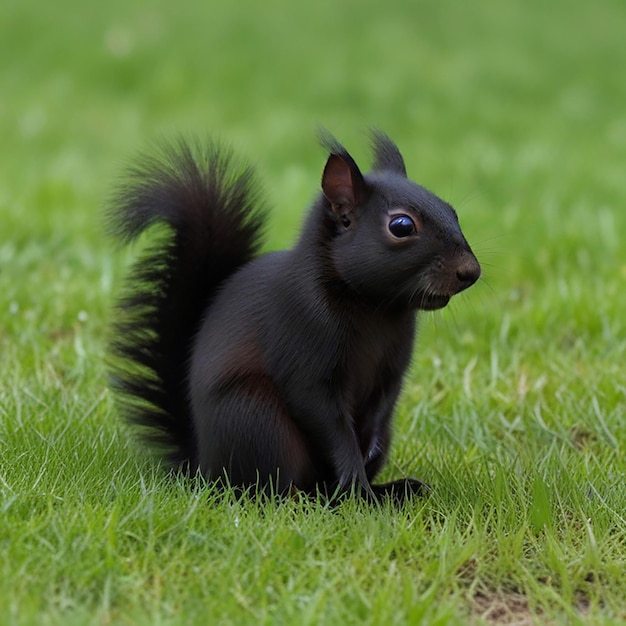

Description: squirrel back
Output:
[109,132,480,502]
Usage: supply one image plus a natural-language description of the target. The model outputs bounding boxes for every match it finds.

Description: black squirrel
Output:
[108,131,480,504]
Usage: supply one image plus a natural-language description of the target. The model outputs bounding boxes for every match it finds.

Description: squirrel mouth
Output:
[417,293,451,311]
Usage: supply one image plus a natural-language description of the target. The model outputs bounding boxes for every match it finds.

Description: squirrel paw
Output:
[370,478,431,506]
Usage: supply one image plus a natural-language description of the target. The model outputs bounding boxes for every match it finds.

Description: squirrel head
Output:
[319,131,481,311]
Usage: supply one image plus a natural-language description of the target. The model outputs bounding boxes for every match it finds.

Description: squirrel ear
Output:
[321,153,366,213]
[370,129,407,177]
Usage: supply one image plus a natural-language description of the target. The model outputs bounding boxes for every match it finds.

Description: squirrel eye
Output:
[388,215,416,238]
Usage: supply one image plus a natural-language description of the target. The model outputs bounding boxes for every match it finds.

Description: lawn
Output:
[1,0,625,624]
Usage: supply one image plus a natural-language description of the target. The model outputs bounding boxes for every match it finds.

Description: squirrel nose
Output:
[456,257,481,290]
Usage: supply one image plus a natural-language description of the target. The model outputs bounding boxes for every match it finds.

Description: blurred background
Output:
[1,0,625,372]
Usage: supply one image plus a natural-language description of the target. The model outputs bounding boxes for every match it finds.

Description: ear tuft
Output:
[370,129,407,177]
[317,127,347,157]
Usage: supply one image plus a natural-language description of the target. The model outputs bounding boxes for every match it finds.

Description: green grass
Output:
[1,0,625,623]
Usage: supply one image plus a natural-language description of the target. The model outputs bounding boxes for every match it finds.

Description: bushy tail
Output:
[108,139,267,470]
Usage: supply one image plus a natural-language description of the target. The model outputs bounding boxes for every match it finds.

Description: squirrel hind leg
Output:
[193,376,318,497]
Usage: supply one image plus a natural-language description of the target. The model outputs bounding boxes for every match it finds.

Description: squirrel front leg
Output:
[291,392,376,501]
[330,416,377,501]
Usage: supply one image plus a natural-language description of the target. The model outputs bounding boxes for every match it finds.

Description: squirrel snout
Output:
[455,256,481,291]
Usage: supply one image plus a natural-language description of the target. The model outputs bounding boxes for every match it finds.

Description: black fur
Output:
[108,132,480,503]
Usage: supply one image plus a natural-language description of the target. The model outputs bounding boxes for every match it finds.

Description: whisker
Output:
[470,232,509,246]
